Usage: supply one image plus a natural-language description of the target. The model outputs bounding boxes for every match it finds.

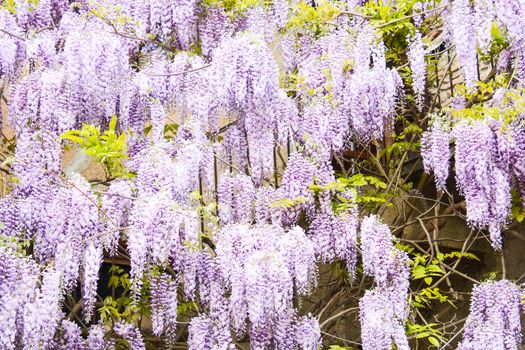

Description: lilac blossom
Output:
[448,0,478,90]
[277,153,316,226]
[453,119,512,249]
[359,289,409,350]
[458,280,523,350]
[217,173,256,225]
[421,113,452,190]
[408,31,426,110]
[114,322,145,350]
[149,273,179,340]
[82,241,103,322]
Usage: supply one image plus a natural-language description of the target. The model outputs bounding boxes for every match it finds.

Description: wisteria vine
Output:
[0,0,524,349]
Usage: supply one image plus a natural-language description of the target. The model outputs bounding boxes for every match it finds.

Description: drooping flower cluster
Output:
[448,0,478,90]
[276,152,317,226]
[149,272,179,340]
[211,32,294,181]
[217,173,256,225]
[446,0,525,87]
[0,9,24,79]
[114,322,146,350]
[421,113,452,190]
[453,118,512,249]
[309,193,359,277]
[343,30,403,141]
[296,30,354,153]
[100,179,134,254]
[82,241,103,322]
[458,280,523,350]
[359,289,409,350]
[51,320,113,350]
[0,247,39,349]
[408,31,426,110]
[359,215,410,350]
[212,223,319,348]
[199,8,234,58]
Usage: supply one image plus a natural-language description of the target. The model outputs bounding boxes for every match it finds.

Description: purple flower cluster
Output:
[343,30,403,141]
[421,113,452,190]
[458,280,523,350]
[0,9,24,78]
[359,289,409,350]
[408,31,426,110]
[149,273,179,340]
[82,242,103,322]
[453,119,512,249]
[359,215,410,350]
[309,211,358,278]
[276,152,317,226]
[2,0,524,348]
[209,223,319,348]
[217,173,256,225]
[114,322,145,350]
[199,8,234,58]
[447,0,478,90]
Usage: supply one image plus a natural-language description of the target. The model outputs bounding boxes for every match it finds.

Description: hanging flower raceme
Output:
[149,272,179,341]
[114,322,146,350]
[82,241,103,322]
[199,8,234,58]
[309,204,358,278]
[343,34,403,141]
[453,118,512,249]
[408,31,426,110]
[0,9,24,79]
[211,31,289,181]
[295,30,354,154]
[100,179,134,254]
[213,223,318,347]
[447,0,478,90]
[458,280,523,350]
[0,247,39,350]
[276,152,317,226]
[63,25,131,125]
[474,0,495,54]
[359,289,410,350]
[211,31,280,111]
[217,173,256,225]
[421,113,452,190]
[12,127,61,203]
[128,191,198,295]
[8,70,73,135]
[23,268,63,350]
[37,173,100,267]
[359,215,410,350]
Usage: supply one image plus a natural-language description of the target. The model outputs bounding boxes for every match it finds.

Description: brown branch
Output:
[147,64,211,77]
[0,28,25,41]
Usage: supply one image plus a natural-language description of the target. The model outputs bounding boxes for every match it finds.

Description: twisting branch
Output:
[147,64,212,77]
[0,28,25,41]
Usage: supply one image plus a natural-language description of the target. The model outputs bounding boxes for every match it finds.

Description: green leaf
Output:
[428,336,440,347]
[424,277,433,285]
[109,115,117,131]
[412,265,426,279]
